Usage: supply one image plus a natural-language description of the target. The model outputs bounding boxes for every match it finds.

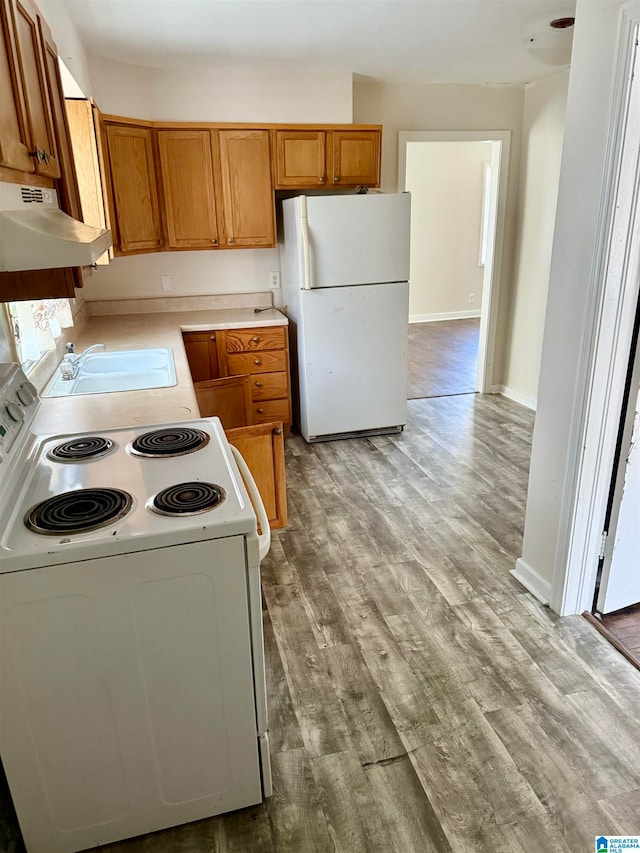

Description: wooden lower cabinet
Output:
[183,324,292,432]
[225,422,287,530]
[194,375,251,431]
[182,331,220,383]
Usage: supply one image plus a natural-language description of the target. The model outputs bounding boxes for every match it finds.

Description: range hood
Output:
[0,182,112,271]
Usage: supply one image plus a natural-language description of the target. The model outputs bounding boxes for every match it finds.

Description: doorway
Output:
[398,130,510,398]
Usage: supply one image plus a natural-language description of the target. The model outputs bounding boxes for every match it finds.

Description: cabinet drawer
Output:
[225,326,286,353]
[227,350,288,375]
[252,399,290,424]
[250,371,288,401]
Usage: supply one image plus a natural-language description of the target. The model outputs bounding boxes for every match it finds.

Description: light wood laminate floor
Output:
[408,318,480,399]
[4,395,640,853]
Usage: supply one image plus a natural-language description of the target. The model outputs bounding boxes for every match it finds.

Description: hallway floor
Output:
[93,394,640,853]
[408,318,480,399]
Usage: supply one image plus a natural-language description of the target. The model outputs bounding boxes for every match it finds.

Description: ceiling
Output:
[60,0,577,85]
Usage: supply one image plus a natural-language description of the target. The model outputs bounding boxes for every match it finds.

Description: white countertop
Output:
[33,308,288,435]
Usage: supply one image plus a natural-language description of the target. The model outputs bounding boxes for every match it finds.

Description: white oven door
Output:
[1,536,262,852]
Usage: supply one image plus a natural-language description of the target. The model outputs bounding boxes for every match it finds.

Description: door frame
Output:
[551,0,640,615]
[397,130,511,394]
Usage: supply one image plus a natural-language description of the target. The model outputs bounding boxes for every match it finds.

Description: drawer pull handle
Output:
[252,335,260,343]
[254,358,261,365]
[255,381,262,387]
[257,407,264,414]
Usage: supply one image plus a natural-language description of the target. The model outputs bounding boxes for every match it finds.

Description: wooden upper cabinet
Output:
[0,0,33,172]
[330,129,380,187]
[273,129,326,189]
[105,124,163,254]
[11,0,59,178]
[40,24,80,219]
[217,129,275,248]
[158,129,222,250]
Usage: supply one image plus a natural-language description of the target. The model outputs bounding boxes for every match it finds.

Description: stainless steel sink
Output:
[43,348,177,397]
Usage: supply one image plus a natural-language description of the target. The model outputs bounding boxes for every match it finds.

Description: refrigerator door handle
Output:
[300,196,312,290]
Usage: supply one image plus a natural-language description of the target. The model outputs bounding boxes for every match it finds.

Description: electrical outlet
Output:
[269,271,281,289]
[468,292,475,303]
[161,275,172,293]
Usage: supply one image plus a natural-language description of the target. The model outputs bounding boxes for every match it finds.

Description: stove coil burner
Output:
[48,436,115,462]
[25,488,133,536]
[149,482,225,517]
[130,427,209,458]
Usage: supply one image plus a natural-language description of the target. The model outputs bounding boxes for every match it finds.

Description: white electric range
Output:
[0,363,272,853]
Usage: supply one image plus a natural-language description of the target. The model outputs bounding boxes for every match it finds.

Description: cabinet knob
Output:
[212,238,218,245]
[255,381,262,387]
[227,237,234,245]
[273,427,282,436]
[252,335,260,343]
[210,334,216,341]
[257,407,264,414]
[320,176,325,184]
[334,176,340,183]
[254,358,261,365]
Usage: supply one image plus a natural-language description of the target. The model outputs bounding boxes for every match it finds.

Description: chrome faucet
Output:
[60,343,106,380]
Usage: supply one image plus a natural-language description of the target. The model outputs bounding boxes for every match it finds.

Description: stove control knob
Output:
[17,382,37,406]
[6,402,24,423]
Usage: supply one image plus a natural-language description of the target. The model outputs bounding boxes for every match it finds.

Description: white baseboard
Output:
[409,310,481,323]
[511,559,552,605]
[491,384,537,411]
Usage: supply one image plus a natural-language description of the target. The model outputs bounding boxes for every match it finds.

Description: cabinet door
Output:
[182,331,220,383]
[225,422,287,529]
[40,25,80,219]
[65,99,109,266]
[158,130,222,250]
[273,130,326,189]
[195,375,252,430]
[330,129,381,187]
[217,129,275,248]
[105,124,163,254]
[12,0,59,178]
[0,0,33,172]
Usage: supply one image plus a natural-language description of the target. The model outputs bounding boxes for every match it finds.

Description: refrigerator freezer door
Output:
[298,281,409,440]
[305,193,410,288]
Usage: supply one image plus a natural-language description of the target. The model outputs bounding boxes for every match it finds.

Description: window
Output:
[9,299,73,369]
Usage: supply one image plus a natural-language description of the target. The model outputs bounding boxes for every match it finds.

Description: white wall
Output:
[89,57,353,125]
[516,0,625,597]
[35,0,93,97]
[354,81,523,385]
[404,141,491,320]
[502,71,569,402]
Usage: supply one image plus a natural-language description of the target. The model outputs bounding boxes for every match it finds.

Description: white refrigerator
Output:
[279,192,411,442]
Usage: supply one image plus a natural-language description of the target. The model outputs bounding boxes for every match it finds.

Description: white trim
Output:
[398,130,510,397]
[409,310,481,323]
[493,384,537,411]
[552,1,640,616]
[511,559,551,605]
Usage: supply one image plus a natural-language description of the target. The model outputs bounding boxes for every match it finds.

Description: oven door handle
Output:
[230,445,271,561]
